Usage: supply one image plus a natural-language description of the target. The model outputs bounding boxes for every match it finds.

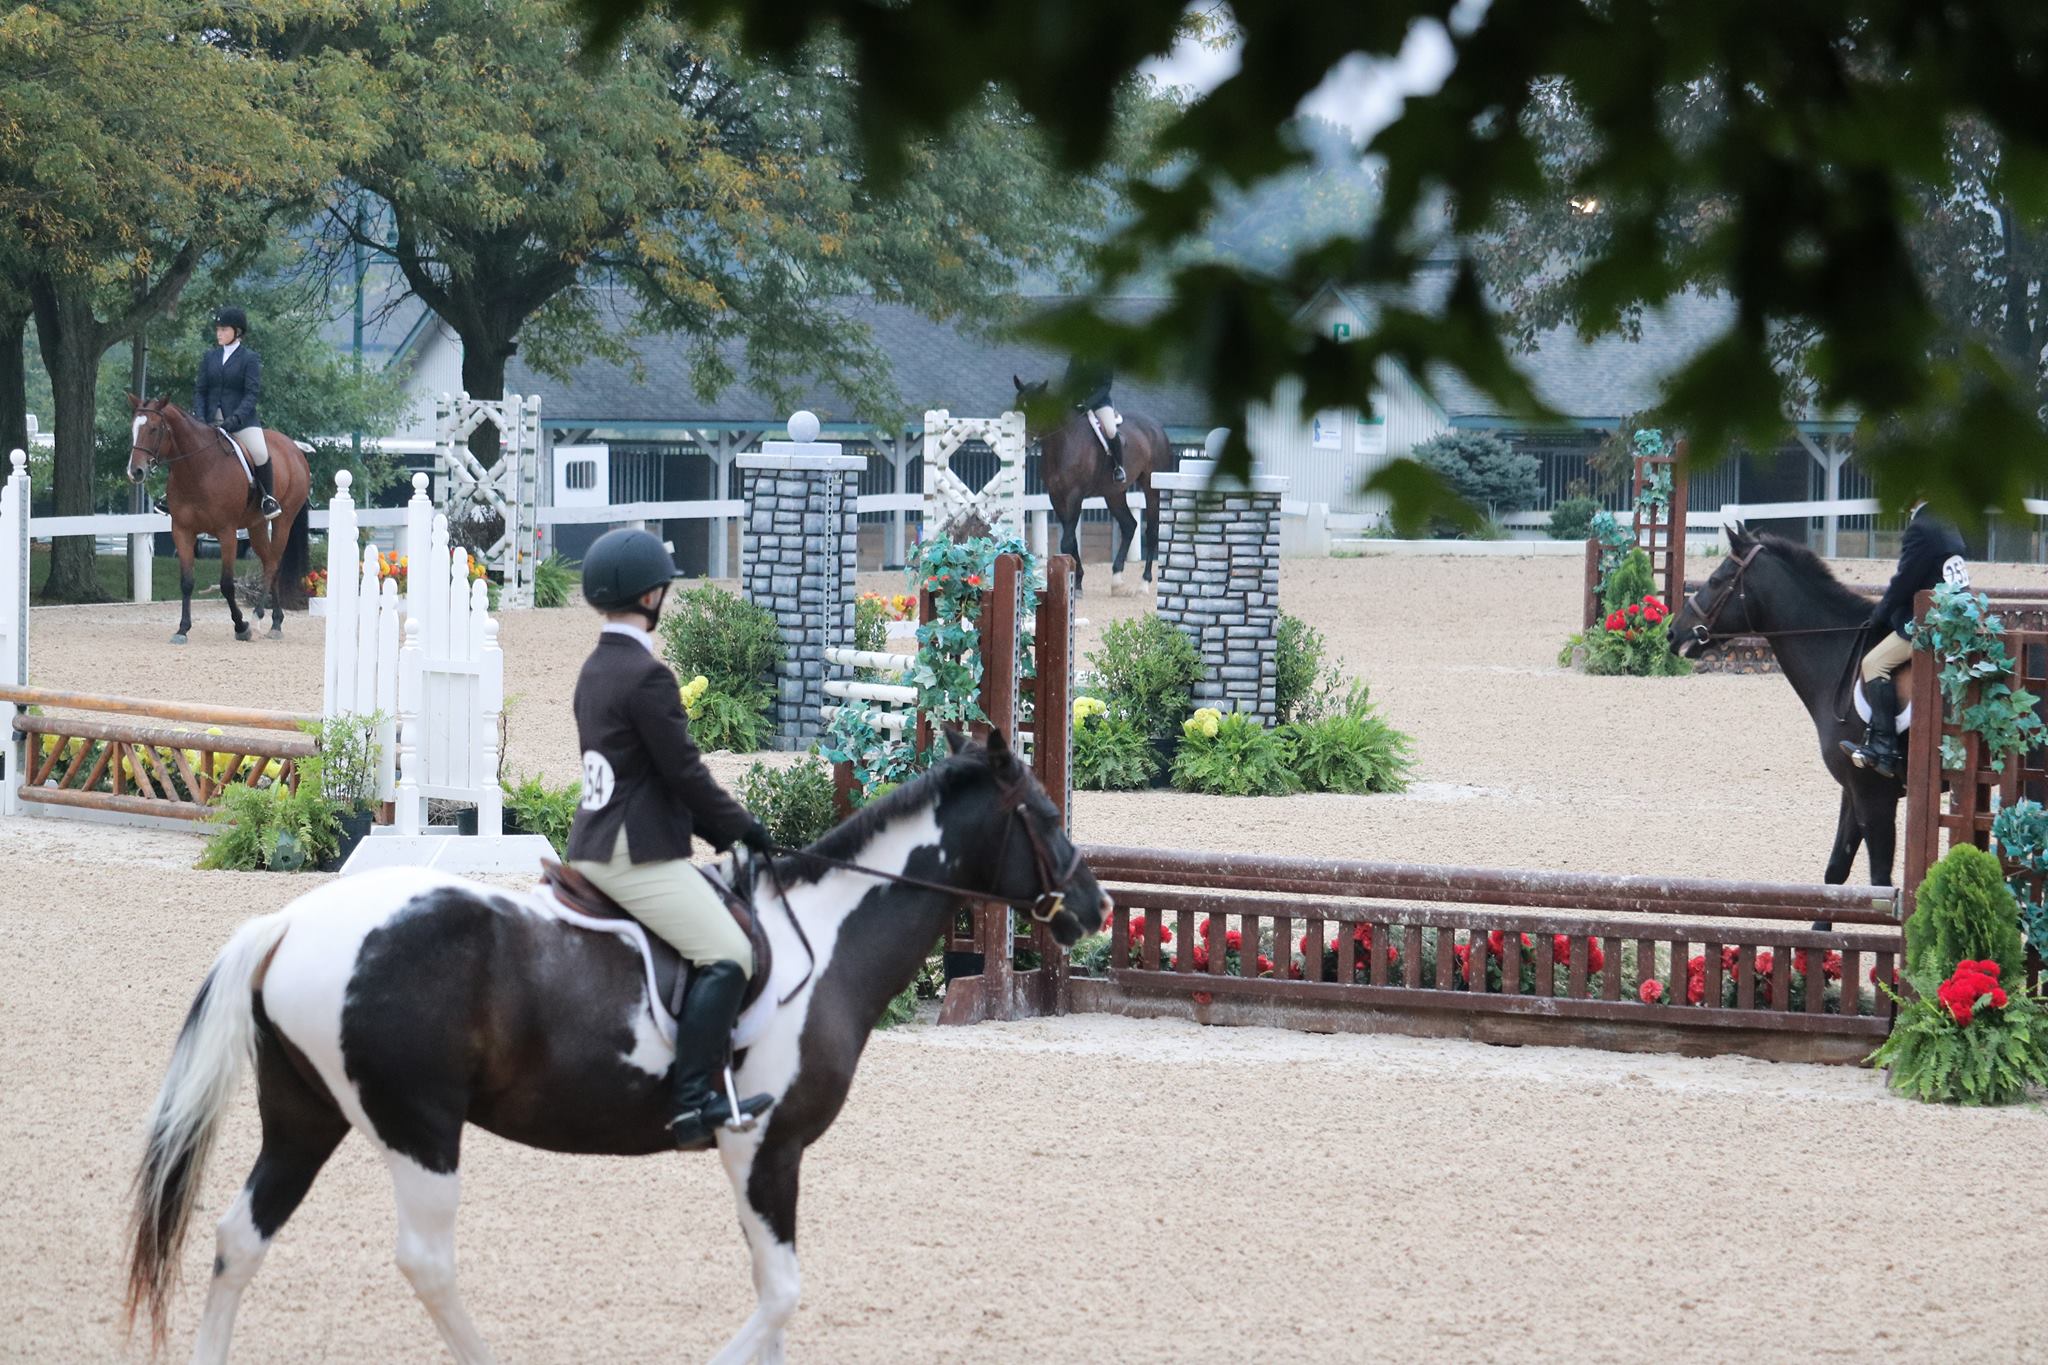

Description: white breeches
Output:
[232,426,269,467]
[1092,405,1121,440]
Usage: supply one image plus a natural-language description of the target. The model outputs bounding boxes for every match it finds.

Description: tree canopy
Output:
[572,0,2048,527]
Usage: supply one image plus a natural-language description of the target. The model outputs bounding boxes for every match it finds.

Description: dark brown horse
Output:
[1014,376,1176,595]
[127,396,311,644]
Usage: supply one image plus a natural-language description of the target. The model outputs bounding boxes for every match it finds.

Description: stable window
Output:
[563,460,597,491]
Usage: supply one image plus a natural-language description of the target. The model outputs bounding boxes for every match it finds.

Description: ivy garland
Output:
[1989,801,2048,955]
[1588,510,1636,587]
[1914,583,2047,773]
[821,533,1039,799]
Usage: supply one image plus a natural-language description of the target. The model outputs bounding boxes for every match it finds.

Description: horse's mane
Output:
[791,748,994,876]
[1754,533,1871,617]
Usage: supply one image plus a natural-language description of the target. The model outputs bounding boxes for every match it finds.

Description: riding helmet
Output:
[581,528,676,609]
[213,306,248,336]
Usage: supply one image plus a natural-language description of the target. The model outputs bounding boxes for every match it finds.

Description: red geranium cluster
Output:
[1792,949,1843,981]
[1291,924,1400,979]
[1935,960,2008,1027]
[1604,595,1670,640]
[1189,917,1274,976]
[1549,934,1606,972]
[1684,946,1775,1004]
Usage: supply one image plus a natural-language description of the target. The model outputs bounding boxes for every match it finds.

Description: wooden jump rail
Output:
[0,685,317,822]
[1071,846,1904,1064]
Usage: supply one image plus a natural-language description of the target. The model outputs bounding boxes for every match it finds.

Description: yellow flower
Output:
[1183,707,1222,740]
[1072,695,1107,725]
[680,674,710,717]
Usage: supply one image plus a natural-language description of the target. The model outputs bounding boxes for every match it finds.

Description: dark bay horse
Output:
[127,396,311,644]
[1014,376,1176,595]
[125,730,1106,1364]
[1668,526,1902,888]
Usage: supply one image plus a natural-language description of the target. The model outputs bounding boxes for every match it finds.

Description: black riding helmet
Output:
[213,306,248,337]
[582,527,676,610]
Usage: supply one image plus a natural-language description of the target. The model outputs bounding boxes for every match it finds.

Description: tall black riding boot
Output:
[1106,431,1127,485]
[253,459,281,520]
[668,960,773,1149]
[1839,675,1902,779]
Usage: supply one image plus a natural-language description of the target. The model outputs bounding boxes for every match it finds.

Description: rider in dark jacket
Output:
[567,528,775,1148]
[1840,503,1968,778]
[192,306,280,519]
[1062,357,1125,484]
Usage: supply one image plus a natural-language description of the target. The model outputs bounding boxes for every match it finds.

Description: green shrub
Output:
[1286,685,1413,794]
[1600,546,1656,614]
[1548,496,1601,541]
[502,773,580,855]
[1087,615,1202,738]
[1907,844,2028,987]
[737,756,839,848]
[532,552,574,609]
[689,687,774,754]
[1868,974,2048,1105]
[197,781,342,872]
[659,584,781,749]
[1171,711,1300,797]
[314,712,384,815]
[1072,707,1160,790]
[854,593,889,654]
[1276,614,1343,725]
[1413,431,1541,531]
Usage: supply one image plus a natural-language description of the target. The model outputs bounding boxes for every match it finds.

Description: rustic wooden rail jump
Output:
[0,685,315,823]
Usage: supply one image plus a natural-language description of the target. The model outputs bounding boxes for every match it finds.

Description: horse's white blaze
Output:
[260,869,470,1138]
[189,1192,265,1365]
[737,801,945,1105]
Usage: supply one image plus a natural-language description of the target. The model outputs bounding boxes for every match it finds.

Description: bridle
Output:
[129,406,233,473]
[1683,542,1869,645]
[768,770,1083,926]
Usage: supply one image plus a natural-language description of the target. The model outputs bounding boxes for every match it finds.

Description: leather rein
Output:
[1685,543,1868,644]
[130,409,237,470]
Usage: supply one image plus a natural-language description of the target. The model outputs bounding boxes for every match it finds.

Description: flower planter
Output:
[320,808,376,871]
[1148,733,1178,788]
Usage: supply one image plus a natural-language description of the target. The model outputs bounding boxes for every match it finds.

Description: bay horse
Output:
[1668,525,1902,890]
[127,395,311,644]
[1014,376,1176,596]
[124,730,1106,1364]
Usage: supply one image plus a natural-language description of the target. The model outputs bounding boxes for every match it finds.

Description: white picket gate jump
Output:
[323,471,506,838]
[0,453,31,816]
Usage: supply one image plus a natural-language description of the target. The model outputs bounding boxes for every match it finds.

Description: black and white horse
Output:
[125,731,1105,1364]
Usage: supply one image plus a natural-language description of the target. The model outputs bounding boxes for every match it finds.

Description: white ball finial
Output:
[9,449,25,473]
[1204,427,1231,460]
[335,469,353,491]
[788,410,821,444]
[412,472,430,494]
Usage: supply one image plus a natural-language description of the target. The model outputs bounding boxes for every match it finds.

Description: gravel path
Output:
[2,552,2043,1362]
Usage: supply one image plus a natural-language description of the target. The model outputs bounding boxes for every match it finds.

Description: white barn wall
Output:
[1246,359,1447,517]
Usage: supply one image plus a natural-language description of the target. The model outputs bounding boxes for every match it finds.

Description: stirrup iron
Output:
[721,1066,759,1134]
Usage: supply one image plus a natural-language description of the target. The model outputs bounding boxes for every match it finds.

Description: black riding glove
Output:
[738,819,774,858]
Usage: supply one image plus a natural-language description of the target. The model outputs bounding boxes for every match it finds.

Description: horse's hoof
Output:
[169,633,187,646]
[1111,572,1126,594]
[268,627,283,641]
[235,627,255,643]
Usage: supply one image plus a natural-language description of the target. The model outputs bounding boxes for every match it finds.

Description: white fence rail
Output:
[821,646,913,735]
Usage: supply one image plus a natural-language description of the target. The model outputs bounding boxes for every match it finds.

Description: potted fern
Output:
[315,713,384,865]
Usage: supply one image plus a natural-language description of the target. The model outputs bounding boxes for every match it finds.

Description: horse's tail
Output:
[278,500,311,609]
[124,909,292,1348]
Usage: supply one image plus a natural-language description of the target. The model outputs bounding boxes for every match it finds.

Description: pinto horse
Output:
[124,730,1107,1364]
[1668,525,1902,890]
[1014,376,1176,596]
[127,396,311,644]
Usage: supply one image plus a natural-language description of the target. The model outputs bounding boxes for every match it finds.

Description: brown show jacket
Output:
[565,633,753,864]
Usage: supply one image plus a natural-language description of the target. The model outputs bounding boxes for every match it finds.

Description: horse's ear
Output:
[1726,521,1750,552]
[986,726,1018,775]
[127,393,141,411]
[942,725,968,756]
[1013,374,1025,394]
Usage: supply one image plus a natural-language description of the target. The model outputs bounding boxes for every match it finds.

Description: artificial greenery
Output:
[197,780,343,873]
[1915,584,2047,773]
[501,773,580,855]
[1867,977,2048,1106]
[1558,590,1690,677]
[659,584,782,750]
[1599,546,1657,615]
[1087,614,1202,738]
[1906,844,2028,987]
[1547,496,1602,542]
[906,534,1040,733]
[532,553,574,609]
[737,756,839,848]
[687,687,773,754]
[1989,799,2048,954]
[1071,699,1160,791]
[1171,710,1301,797]
[819,699,920,800]
[1588,511,1638,587]
[1286,684,1413,795]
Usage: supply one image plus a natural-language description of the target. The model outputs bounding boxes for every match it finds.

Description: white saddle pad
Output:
[215,427,254,488]
[534,856,790,1052]
[1852,679,1912,732]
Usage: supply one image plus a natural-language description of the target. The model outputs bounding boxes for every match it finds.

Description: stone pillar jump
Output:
[1152,457,1290,723]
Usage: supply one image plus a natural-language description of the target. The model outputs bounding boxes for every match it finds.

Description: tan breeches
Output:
[1860,631,1913,683]
[231,426,270,467]
[1091,404,1121,440]
[572,840,753,976]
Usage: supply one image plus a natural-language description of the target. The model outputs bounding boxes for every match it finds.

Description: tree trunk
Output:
[29,278,111,603]
[0,301,28,460]
[458,334,511,469]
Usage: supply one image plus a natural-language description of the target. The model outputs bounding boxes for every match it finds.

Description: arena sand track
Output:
[2,554,2043,1362]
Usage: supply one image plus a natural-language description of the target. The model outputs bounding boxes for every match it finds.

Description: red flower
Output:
[1792,949,1844,981]
[966,574,982,587]
[1605,610,1626,631]
[1452,943,1474,983]
[1126,915,1172,944]
[1225,929,1243,951]
[1191,944,1210,972]
[1640,979,1664,1004]
[1625,603,1642,617]
[1753,950,1774,978]
[1936,961,2008,1026]
[1255,954,1275,976]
